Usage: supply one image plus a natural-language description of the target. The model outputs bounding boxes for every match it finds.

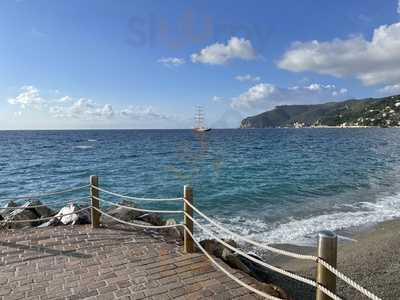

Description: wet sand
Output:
[265,219,400,299]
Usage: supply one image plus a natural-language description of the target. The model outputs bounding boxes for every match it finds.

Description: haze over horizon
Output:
[1,0,400,129]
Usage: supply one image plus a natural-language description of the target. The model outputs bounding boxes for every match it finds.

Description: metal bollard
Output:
[316,230,337,300]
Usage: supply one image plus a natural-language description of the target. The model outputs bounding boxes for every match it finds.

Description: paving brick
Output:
[0,225,262,299]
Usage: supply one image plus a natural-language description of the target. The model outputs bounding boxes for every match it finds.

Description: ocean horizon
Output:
[2,128,400,248]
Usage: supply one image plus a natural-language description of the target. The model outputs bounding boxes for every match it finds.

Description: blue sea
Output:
[1,129,400,246]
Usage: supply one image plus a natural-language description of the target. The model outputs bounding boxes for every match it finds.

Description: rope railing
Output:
[0,196,90,210]
[182,225,283,300]
[318,259,381,300]
[90,185,182,202]
[0,207,91,224]
[0,179,381,300]
[91,206,183,229]
[183,211,319,289]
[180,198,381,300]
[90,184,381,300]
[182,197,317,262]
[92,195,183,214]
[0,184,90,202]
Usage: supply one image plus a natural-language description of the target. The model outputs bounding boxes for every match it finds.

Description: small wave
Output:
[197,193,400,247]
[74,145,94,150]
[87,139,97,142]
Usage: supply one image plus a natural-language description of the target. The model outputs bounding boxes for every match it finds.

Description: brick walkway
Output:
[0,225,261,300]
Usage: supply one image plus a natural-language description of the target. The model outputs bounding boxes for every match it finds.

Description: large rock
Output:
[163,219,184,240]
[0,201,41,229]
[0,199,56,229]
[255,282,290,300]
[197,239,272,283]
[199,239,238,257]
[102,200,142,225]
[135,213,163,226]
[0,200,17,218]
[222,249,252,274]
[239,252,270,282]
[30,200,54,218]
[101,200,163,227]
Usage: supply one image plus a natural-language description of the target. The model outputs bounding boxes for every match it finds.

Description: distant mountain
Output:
[240,95,400,128]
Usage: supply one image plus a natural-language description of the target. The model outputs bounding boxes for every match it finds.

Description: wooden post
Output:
[316,230,337,300]
[183,185,194,253]
[90,175,100,228]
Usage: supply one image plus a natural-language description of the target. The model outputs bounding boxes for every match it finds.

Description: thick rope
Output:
[184,212,320,291]
[92,195,183,214]
[183,198,317,261]
[183,202,379,300]
[318,259,381,300]
[0,207,91,224]
[0,197,90,210]
[183,226,283,300]
[0,185,90,202]
[92,206,183,229]
[90,185,182,202]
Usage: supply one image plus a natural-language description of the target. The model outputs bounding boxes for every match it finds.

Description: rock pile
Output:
[198,239,290,299]
[0,200,92,229]
[0,198,184,242]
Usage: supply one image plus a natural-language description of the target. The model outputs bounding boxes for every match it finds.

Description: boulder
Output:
[101,200,163,227]
[0,200,17,218]
[163,219,183,240]
[0,199,57,229]
[135,213,163,226]
[239,252,270,282]
[224,251,252,275]
[197,239,271,283]
[30,200,54,218]
[0,201,41,229]
[102,199,141,224]
[199,239,238,257]
[255,282,290,300]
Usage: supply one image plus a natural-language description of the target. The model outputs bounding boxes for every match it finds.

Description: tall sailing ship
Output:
[193,106,211,132]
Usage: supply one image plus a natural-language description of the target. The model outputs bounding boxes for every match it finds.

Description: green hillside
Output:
[240,95,400,128]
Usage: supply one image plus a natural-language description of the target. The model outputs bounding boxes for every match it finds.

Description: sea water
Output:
[1,129,400,246]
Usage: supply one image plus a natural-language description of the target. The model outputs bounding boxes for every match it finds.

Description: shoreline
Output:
[265,218,400,299]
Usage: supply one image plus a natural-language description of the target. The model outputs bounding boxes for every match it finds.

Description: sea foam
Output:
[197,193,400,247]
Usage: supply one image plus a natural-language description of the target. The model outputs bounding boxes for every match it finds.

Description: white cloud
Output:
[231,82,348,113]
[50,98,114,119]
[157,57,185,67]
[278,22,400,86]
[191,37,257,65]
[7,85,178,128]
[235,74,261,82]
[58,96,72,102]
[8,85,43,109]
[378,83,400,94]
[212,96,223,102]
[120,105,170,120]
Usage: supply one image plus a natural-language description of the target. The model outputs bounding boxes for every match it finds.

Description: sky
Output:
[1,0,400,129]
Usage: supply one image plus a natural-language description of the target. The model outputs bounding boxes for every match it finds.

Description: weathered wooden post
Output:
[183,185,194,253]
[90,175,100,228]
[316,230,338,300]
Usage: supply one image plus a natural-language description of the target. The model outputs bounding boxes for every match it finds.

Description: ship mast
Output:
[195,106,205,129]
